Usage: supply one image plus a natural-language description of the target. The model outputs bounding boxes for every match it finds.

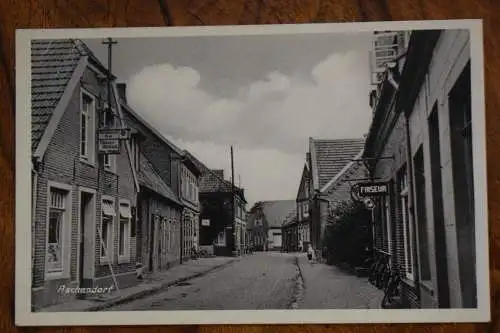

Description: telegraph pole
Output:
[230,146,236,256]
[102,38,117,112]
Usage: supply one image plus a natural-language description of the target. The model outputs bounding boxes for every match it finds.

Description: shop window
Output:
[100,198,115,263]
[46,188,69,274]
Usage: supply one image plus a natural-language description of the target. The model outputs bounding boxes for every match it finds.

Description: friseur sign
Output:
[358,182,389,197]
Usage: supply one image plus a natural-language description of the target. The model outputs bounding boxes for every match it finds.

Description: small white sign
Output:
[99,139,120,154]
[201,219,210,226]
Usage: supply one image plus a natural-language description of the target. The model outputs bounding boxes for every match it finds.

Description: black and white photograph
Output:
[15,20,489,326]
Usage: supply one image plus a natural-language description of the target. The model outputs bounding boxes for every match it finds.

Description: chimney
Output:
[212,169,224,179]
[117,82,127,103]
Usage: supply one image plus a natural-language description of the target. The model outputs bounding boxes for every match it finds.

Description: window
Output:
[399,165,414,280]
[47,188,67,273]
[101,199,115,263]
[449,62,477,307]
[217,231,225,246]
[414,146,431,282]
[118,201,132,261]
[303,202,309,218]
[80,92,95,161]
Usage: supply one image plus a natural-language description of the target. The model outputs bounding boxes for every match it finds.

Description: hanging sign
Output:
[201,219,210,226]
[98,128,130,154]
[358,182,389,197]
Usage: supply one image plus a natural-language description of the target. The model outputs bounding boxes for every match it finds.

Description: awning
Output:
[102,201,116,216]
[119,204,132,219]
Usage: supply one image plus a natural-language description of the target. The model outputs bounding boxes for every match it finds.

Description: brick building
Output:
[31,39,139,309]
[117,90,201,270]
[364,29,477,308]
[307,137,366,250]
[186,153,247,256]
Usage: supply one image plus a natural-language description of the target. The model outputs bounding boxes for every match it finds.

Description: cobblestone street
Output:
[105,252,382,311]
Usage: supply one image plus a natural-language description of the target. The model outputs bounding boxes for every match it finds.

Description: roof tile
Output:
[312,138,365,190]
[31,39,83,153]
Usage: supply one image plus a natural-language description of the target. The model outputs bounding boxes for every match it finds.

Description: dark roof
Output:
[31,39,83,153]
[256,200,296,229]
[310,138,365,191]
[138,154,182,206]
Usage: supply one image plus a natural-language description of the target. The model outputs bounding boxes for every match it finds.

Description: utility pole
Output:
[230,146,236,256]
[102,38,117,113]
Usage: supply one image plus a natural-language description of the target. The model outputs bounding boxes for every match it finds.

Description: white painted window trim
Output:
[45,181,72,280]
[100,195,115,265]
[400,186,415,281]
[118,199,132,263]
[80,89,96,165]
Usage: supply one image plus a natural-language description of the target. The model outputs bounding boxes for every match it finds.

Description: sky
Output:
[85,32,375,208]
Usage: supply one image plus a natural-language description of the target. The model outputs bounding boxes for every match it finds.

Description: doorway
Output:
[78,190,94,292]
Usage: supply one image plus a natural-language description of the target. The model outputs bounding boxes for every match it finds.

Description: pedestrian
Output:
[307,244,314,263]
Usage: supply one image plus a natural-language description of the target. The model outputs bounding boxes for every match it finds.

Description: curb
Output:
[85,258,239,311]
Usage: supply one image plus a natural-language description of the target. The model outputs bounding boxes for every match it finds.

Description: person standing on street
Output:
[307,244,314,263]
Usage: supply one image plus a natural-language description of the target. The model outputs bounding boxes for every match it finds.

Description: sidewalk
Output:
[39,256,238,312]
[296,253,383,309]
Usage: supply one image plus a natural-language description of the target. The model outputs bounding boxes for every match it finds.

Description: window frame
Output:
[80,89,96,164]
[100,196,116,265]
[118,199,132,263]
[399,166,415,281]
[45,181,72,279]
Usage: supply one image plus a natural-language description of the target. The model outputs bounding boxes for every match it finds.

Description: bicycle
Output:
[381,265,404,309]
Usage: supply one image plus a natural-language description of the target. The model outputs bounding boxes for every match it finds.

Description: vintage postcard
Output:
[15,19,490,326]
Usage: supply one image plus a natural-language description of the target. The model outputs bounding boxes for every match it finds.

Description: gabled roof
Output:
[309,137,365,192]
[31,39,84,154]
[296,162,311,200]
[138,154,182,206]
[252,200,296,229]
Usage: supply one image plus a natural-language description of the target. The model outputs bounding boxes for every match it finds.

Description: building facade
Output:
[178,152,202,260]
[31,40,140,309]
[118,86,185,272]
[365,29,476,309]
[247,200,295,252]
[192,164,247,257]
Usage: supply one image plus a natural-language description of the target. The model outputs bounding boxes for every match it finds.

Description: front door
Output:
[78,191,94,292]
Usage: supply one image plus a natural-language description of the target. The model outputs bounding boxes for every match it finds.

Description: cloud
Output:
[167,137,303,206]
[126,50,372,206]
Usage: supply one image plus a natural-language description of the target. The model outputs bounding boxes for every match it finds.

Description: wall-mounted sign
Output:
[201,219,210,226]
[358,182,389,197]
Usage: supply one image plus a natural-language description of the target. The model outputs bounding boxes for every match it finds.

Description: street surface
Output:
[107,252,299,310]
[106,252,382,311]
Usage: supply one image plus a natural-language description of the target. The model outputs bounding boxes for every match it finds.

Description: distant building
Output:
[247,200,296,251]
[186,154,247,257]
[307,137,366,250]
